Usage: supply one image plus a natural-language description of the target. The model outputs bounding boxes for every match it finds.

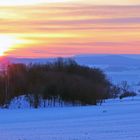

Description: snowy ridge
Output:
[4,95,140,109]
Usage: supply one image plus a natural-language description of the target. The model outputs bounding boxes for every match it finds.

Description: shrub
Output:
[0,58,113,108]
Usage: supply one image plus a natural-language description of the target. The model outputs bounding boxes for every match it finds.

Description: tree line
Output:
[0,58,136,108]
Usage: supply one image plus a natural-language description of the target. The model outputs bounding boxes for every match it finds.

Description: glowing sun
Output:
[0,35,18,56]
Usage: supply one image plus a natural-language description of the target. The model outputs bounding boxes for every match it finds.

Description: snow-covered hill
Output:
[0,96,140,140]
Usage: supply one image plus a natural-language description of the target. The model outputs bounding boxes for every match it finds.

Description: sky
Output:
[0,0,140,58]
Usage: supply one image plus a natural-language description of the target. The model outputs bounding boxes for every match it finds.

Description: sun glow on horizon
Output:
[0,1,139,58]
[0,35,22,56]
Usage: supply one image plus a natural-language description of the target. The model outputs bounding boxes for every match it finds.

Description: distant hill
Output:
[74,55,140,66]
[0,57,55,65]
[1,54,140,67]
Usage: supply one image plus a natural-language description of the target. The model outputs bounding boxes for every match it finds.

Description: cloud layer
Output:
[0,2,140,58]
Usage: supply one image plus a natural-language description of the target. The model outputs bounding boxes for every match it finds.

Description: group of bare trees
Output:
[0,58,136,108]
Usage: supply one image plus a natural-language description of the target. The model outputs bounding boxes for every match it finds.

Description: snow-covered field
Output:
[0,97,140,140]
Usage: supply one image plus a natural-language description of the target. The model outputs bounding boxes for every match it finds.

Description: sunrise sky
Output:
[0,0,140,58]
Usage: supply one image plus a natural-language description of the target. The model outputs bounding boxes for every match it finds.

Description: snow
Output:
[8,95,73,109]
[8,96,31,109]
[0,96,140,140]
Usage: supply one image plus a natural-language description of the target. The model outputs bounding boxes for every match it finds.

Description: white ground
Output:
[0,97,140,140]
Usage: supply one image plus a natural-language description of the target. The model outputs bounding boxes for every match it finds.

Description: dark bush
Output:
[119,91,137,99]
[0,58,114,108]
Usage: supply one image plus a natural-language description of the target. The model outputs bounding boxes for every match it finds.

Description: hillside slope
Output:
[0,97,140,140]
